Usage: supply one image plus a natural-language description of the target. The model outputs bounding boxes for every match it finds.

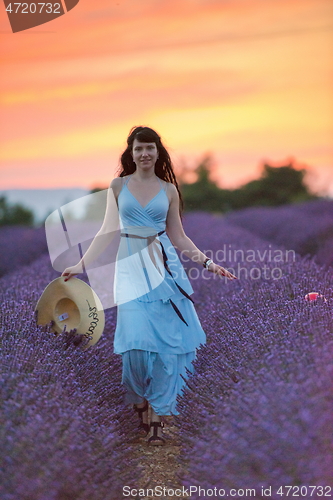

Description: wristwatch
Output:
[203,258,213,269]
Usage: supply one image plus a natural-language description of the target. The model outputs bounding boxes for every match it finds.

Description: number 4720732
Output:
[5,3,61,14]
[276,485,332,497]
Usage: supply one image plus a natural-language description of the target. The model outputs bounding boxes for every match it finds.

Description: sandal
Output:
[133,401,150,436]
[148,421,165,446]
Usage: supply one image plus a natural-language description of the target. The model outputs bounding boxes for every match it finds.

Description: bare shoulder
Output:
[164,181,178,195]
[110,177,123,198]
[164,182,179,204]
[110,177,123,188]
[109,177,124,204]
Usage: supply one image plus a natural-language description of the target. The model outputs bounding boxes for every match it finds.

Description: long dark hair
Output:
[116,126,184,215]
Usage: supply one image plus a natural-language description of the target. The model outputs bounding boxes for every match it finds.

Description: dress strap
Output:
[125,174,165,189]
[124,174,132,186]
[157,177,167,191]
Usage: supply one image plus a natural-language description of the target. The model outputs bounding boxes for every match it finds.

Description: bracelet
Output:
[203,258,213,269]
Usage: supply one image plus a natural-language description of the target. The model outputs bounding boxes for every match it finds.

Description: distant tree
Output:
[179,158,318,213]
[0,196,34,226]
[180,155,231,212]
[232,162,317,209]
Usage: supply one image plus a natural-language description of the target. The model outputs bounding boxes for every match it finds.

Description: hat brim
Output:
[35,277,105,348]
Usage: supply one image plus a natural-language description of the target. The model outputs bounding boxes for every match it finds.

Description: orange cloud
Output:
[0,0,332,193]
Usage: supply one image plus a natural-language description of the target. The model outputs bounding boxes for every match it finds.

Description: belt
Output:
[120,229,193,326]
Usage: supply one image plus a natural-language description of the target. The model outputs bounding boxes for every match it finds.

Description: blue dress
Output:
[113,174,206,415]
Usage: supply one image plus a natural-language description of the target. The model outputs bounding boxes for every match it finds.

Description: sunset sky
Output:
[1,0,332,194]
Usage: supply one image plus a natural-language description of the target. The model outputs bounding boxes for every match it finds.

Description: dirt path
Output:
[130,415,190,500]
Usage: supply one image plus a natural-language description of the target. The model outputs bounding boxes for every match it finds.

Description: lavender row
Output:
[0,226,48,278]
[176,213,333,495]
[0,255,140,500]
[180,338,333,496]
[225,198,333,267]
[2,212,332,496]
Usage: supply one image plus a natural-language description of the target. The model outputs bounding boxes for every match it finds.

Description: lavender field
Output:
[0,226,48,278]
[226,198,333,267]
[1,211,332,499]
[0,256,140,500]
[179,213,333,498]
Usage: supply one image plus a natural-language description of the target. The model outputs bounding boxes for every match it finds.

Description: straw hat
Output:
[35,277,105,348]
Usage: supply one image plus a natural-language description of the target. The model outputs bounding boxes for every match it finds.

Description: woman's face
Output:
[131,138,159,170]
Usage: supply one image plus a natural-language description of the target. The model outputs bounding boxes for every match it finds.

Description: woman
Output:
[62,126,236,445]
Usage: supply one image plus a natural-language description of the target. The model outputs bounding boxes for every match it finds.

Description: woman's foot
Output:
[133,401,149,436]
[148,409,165,446]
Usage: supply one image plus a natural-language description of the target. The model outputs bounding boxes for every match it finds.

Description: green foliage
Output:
[0,196,34,226]
[180,155,233,212]
[180,157,318,213]
[232,163,316,209]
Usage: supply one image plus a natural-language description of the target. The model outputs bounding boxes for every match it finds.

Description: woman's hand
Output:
[61,263,82,282]
[207,262,237,280]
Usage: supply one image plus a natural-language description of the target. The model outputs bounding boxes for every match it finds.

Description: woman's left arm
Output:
[165,184,237,280]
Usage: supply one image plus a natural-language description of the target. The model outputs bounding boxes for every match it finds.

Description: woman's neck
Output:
[131,170,157,182]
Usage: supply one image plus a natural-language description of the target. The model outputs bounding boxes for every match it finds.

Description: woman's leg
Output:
[148,406,165,445]
[133,400,149,435]
[121,350,197,442]
[122,351,150,434]
[145,351,196,416]
[121,350,148,404]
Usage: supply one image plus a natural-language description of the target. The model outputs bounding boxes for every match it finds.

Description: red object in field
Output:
[305,292,327,302]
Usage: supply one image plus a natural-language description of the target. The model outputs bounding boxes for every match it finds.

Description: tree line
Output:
[0,158,319,226]
[0,195,34,226]
[179,156,318,213]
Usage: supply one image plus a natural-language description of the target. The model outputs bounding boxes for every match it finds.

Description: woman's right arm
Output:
[62,178,122,280]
